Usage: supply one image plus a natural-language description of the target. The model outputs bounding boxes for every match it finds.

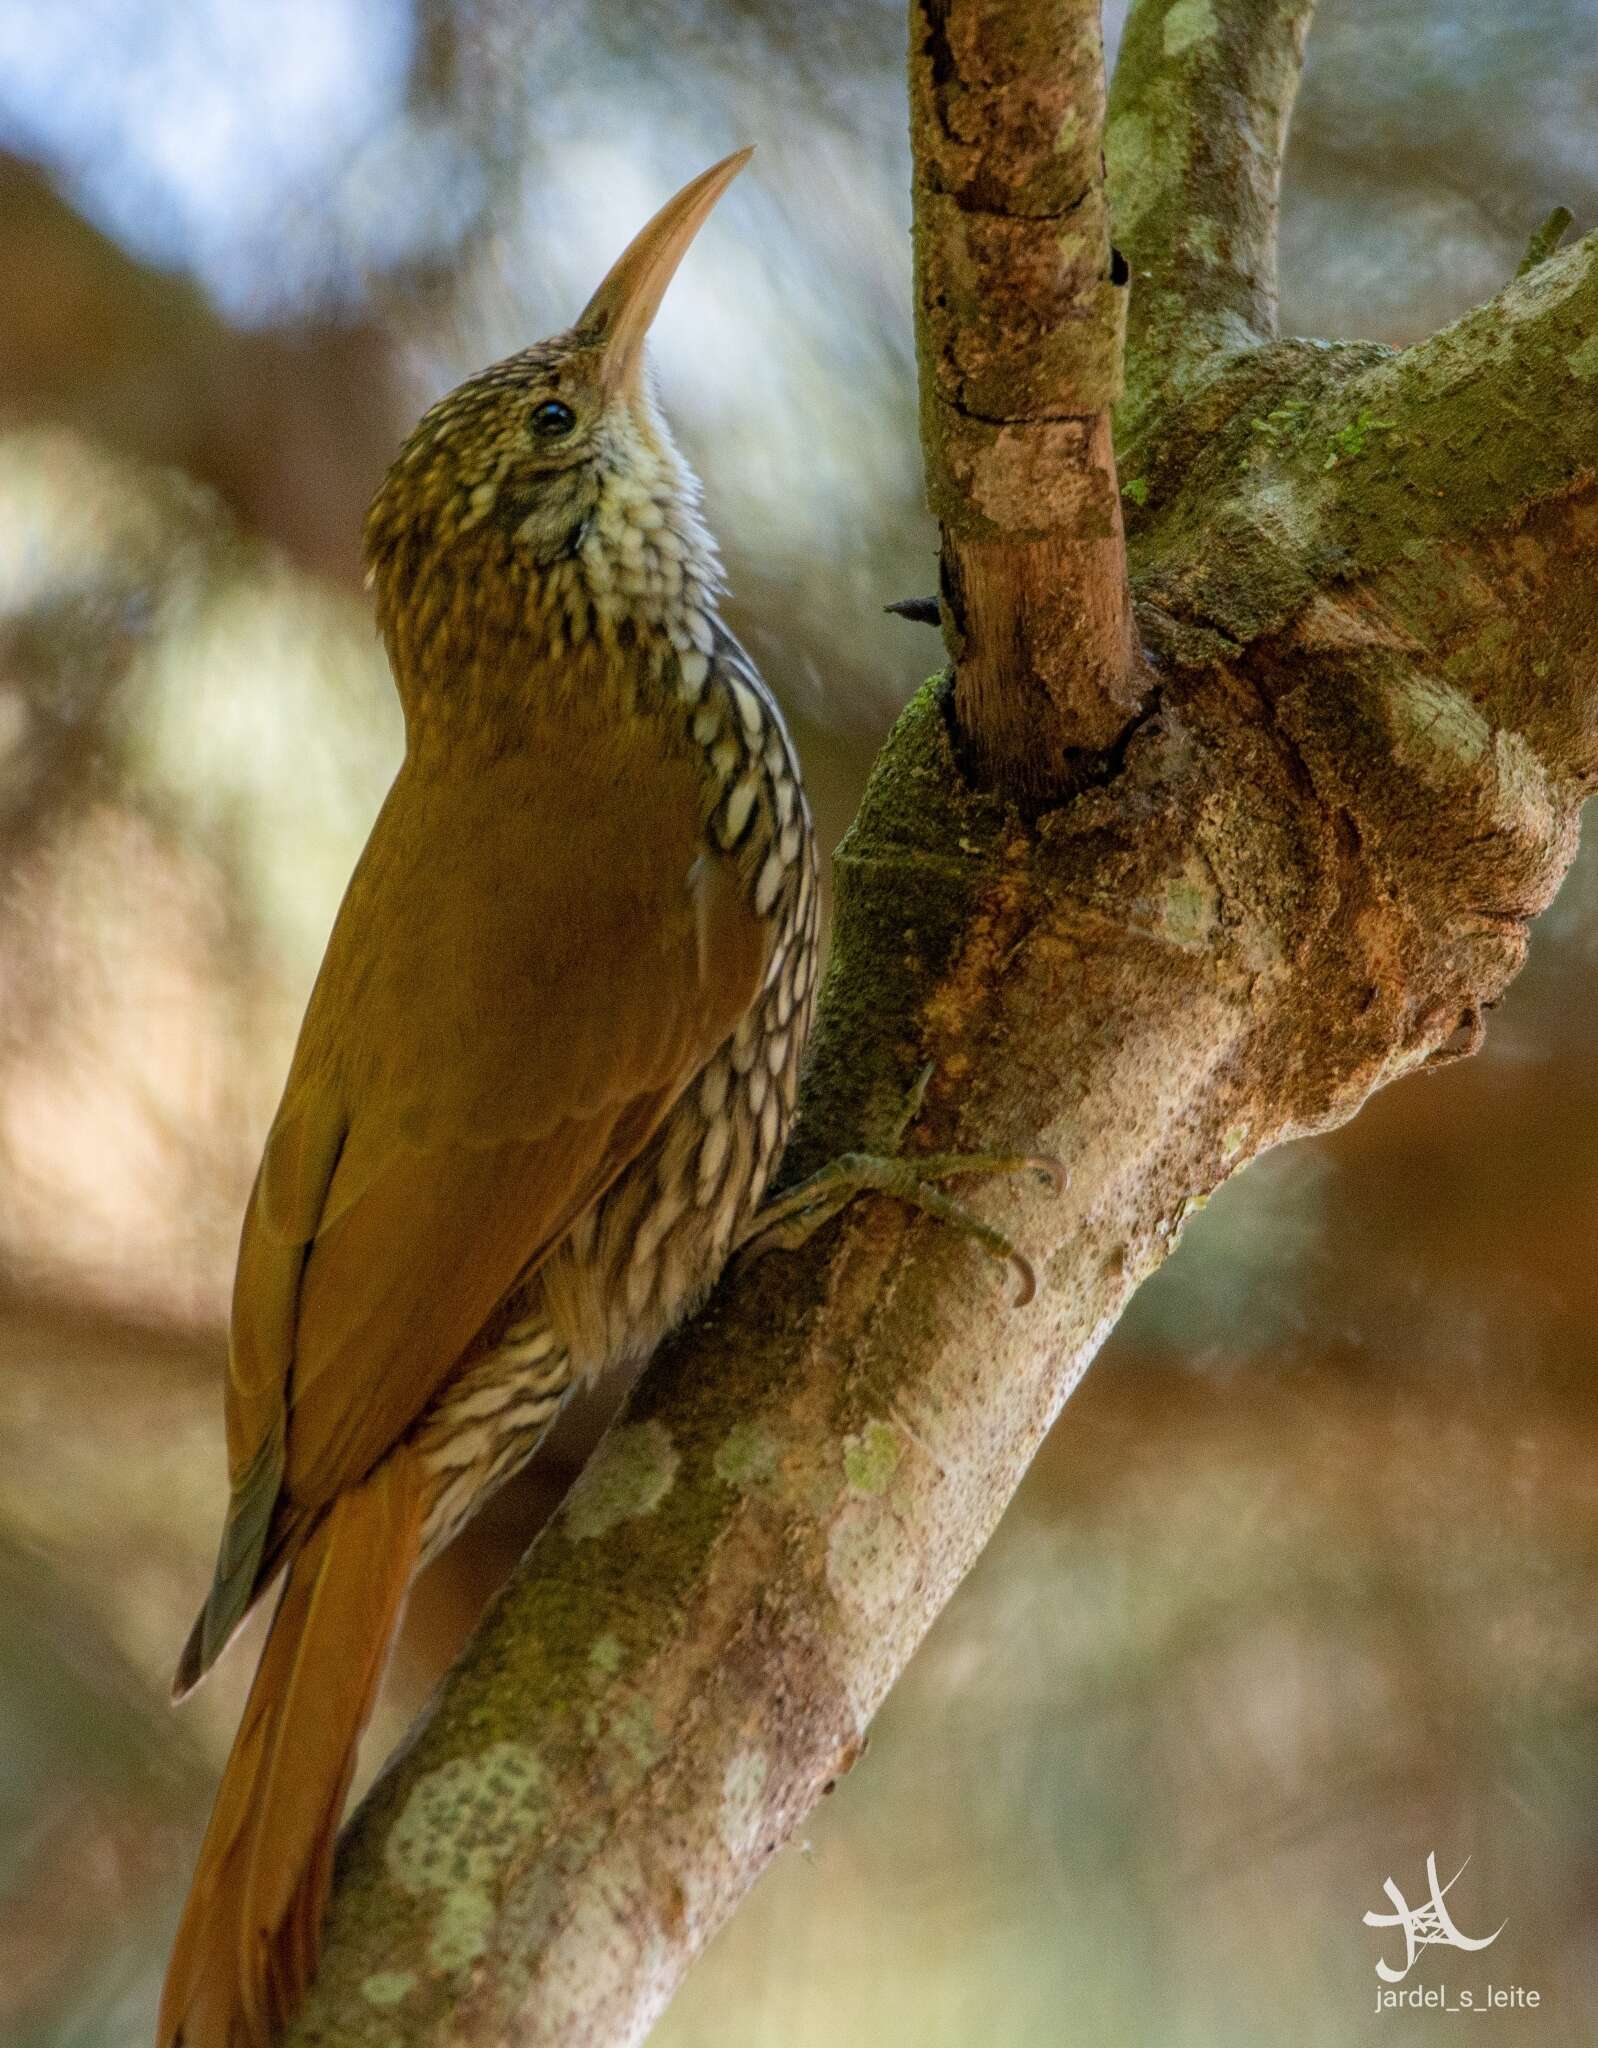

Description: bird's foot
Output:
[736,1066,1065,1305]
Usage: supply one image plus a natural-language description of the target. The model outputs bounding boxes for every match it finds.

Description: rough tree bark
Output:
[912,0,1144,785]
[285,1,1598,2042]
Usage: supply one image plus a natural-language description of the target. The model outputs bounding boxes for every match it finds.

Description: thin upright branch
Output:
[1108,0,1317,459]
[910,0,1144,791]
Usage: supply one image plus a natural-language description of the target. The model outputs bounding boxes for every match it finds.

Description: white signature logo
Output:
[1363,1854,1505,1983]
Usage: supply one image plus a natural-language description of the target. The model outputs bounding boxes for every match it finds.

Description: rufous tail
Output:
[157,1450,423,2048]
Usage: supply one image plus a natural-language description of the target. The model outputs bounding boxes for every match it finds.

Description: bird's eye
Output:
[530,399,576,439]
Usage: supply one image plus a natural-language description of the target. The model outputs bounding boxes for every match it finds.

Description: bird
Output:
[156,148,821,2048]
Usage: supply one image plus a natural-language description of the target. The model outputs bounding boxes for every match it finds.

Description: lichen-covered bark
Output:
[1108,0,1317,465]
[284,7,1598,2045]
[911,0,1143,785]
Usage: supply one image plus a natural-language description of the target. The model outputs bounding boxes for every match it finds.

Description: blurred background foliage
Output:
[0,1,1595,2042]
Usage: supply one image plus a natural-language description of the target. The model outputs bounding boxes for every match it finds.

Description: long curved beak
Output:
[577,148,753,397]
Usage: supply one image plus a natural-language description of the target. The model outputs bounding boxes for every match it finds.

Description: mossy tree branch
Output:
[1108,0,1318,465]
[280,13,1597,2048]
[1126,227,1598,610]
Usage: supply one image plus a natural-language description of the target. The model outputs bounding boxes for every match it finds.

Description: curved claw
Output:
[737,1094,1067,1310]
[1007,1246,1039,1309]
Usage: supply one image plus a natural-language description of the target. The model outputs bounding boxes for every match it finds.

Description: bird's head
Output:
[365,150,750,692]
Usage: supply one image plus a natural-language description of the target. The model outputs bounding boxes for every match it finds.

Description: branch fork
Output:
[279,7,1598,2042]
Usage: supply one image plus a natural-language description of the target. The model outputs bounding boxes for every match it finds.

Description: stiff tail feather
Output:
[158,1450,423,2048]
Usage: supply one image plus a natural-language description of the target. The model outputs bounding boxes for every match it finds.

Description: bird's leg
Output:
[735,1064,1066,1305]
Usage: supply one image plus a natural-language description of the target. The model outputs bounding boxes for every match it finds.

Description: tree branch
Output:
[911,0,1144,790]
[1108,0,1317,463]
[1127,230,1598,662]
[279,18,1598,2048]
